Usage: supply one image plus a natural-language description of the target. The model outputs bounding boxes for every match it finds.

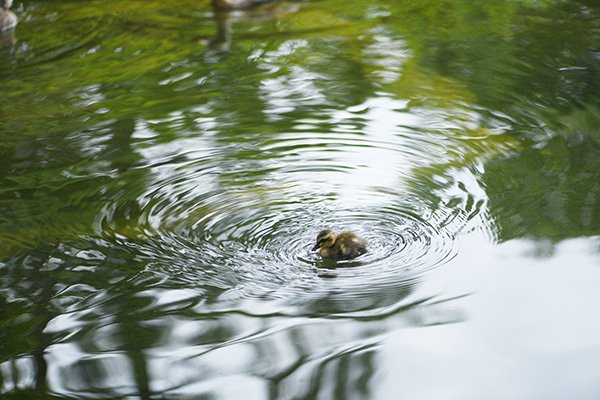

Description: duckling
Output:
[212,0,278,10]
[0,0,17,32]
[311,229,367,260]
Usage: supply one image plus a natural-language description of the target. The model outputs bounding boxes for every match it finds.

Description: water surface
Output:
[1,0,600,398]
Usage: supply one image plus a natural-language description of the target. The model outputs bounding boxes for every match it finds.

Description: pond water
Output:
[1,0,600,398]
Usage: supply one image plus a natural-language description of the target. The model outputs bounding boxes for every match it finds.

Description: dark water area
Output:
[1,0,600,398]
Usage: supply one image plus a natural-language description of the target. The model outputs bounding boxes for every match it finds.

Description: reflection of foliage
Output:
[0,0,378,257]
[385,0,600,116]
[377,0,600,243]
[1,0,599,255]
[485,107,600,241]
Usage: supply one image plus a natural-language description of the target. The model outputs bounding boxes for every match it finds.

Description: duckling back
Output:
[321,231,367,260]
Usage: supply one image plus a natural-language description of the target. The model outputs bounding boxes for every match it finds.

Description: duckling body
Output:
[312,229,367,260]
[0,0,17,32]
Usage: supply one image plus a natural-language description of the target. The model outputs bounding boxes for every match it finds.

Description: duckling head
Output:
[311,229,336,252]
[2,0,13,10]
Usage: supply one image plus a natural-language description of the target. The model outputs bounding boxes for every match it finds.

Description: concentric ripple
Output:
[120,200,458,313]
[90,104,492,313]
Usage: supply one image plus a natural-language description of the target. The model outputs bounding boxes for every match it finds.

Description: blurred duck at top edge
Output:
[212,0,279,10]
[0,0,17,32]
[210,0,298,51]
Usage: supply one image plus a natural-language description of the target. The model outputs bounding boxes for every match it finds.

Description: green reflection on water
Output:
[1,0,600,398]
[1,0,598,253]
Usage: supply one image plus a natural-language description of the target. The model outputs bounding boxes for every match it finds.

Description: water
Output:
[1,0,600,398]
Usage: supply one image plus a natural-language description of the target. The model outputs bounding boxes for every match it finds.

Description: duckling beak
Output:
[311,243,320,252]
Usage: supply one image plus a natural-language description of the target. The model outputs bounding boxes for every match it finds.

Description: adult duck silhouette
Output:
[0,0,17,32]
[212,0,279,10]
[210,0,296,51]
